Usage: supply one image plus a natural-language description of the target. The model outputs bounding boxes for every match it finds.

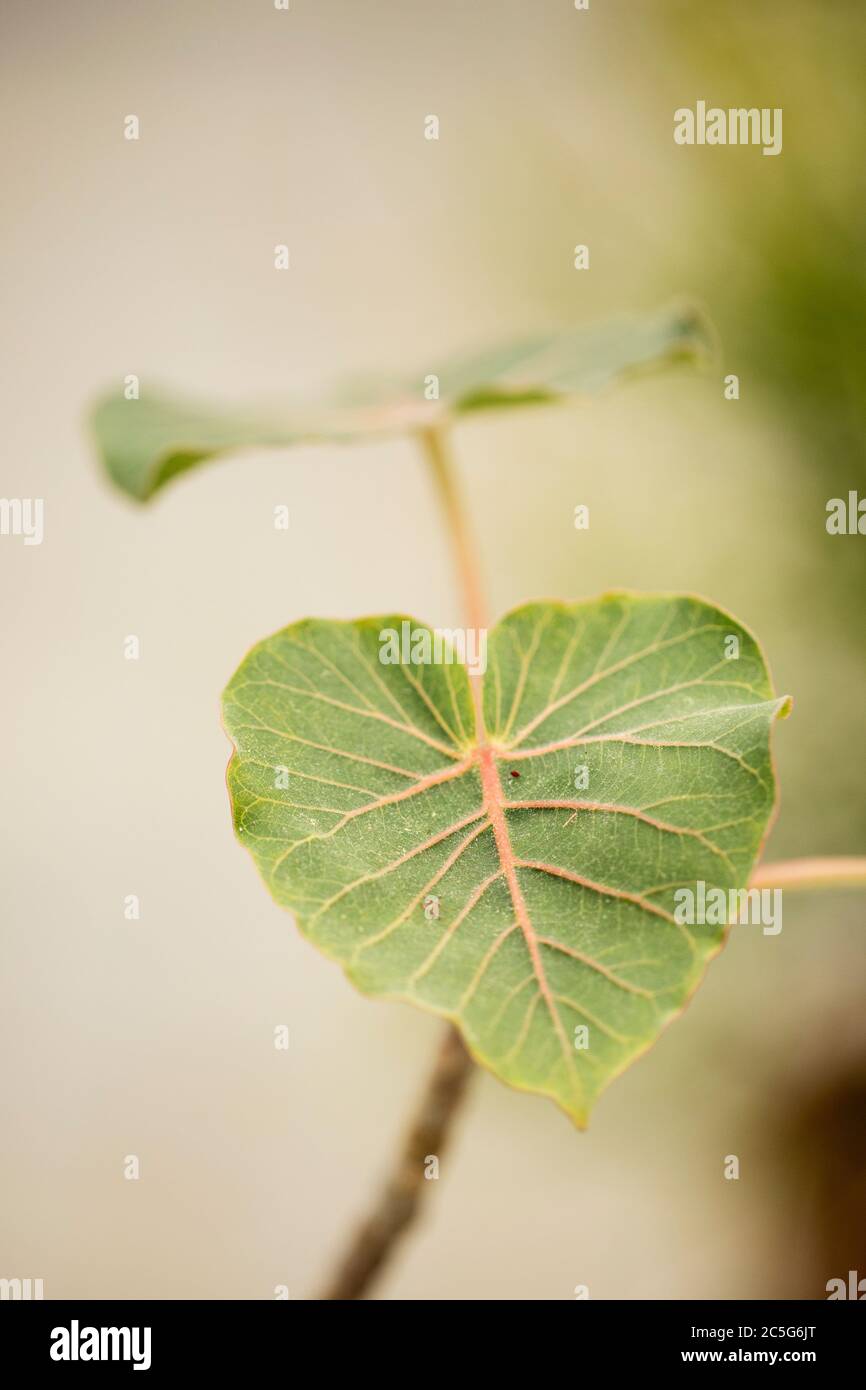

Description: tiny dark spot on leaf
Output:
[510,770,520,778]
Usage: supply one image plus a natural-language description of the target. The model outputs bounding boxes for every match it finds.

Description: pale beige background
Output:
[2,0,864,1299]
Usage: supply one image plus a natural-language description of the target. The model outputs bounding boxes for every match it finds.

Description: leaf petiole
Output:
[750,856,866,890]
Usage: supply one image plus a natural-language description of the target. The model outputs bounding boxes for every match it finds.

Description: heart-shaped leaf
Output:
[91,304,709,501]
[222,594,789,1126]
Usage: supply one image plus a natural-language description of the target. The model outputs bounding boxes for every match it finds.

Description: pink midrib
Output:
[476,742,578,1085]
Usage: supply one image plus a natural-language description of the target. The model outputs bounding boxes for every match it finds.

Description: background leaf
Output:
[90,303,710,501]
[222,592,788,1126]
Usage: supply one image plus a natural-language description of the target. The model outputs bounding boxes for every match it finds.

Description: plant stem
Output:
[750,856,866,890]
[318,422,484,1299]
[318,1025,474,1300]
[418,423,489,635]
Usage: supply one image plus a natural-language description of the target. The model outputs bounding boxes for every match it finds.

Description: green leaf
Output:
[91,304,709,501]
[88,393,314,504]
[222,592,789,1127]
[432,303,709,411]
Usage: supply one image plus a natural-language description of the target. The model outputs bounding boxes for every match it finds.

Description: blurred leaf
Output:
[91,303,710,501]
[222,592,787,1126]
[434,303,709,409]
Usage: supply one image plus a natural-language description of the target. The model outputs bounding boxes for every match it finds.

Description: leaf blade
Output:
[90,304,710,501]
[222,594,788,1126]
